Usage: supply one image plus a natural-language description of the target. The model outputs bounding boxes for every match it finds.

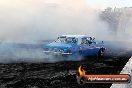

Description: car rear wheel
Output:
[98,48,104,59]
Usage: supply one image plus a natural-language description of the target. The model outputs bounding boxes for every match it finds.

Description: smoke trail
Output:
[0,42,67,63]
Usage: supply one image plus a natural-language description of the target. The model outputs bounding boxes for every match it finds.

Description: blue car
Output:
[43,35,105,60]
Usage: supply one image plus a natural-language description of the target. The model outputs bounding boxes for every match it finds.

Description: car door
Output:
[79,37,93,56]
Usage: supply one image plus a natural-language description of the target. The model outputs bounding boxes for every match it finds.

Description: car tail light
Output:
[68,50,72,53]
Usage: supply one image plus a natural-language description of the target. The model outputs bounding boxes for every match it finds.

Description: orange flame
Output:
[78,66,86,76]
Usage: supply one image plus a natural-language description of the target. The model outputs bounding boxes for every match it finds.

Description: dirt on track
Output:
[0,41,132,88]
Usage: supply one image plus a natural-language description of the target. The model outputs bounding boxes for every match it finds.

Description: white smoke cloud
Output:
[0,0,131,63]
[0,0,109,43]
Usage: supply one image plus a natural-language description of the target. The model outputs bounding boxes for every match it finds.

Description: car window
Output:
[81,37,93,44]
[65,37,78,43]
[55,36,67,43]
[55,36,78,44]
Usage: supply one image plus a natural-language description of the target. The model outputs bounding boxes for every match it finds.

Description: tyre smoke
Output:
[0,0,131,63]
[0,0,109,43]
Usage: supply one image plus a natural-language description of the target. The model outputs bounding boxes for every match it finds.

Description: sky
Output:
[85,0,132,9]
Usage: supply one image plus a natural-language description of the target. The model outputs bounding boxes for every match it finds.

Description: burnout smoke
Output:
[0,0,109,42]
[0,0,131,63]
[0,42,69,63]
[0,0,110,63]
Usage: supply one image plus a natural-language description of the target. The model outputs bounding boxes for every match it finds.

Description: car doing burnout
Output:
[43,35,105,59]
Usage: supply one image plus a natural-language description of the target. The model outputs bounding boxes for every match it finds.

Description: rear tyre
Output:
[98,49,104,59]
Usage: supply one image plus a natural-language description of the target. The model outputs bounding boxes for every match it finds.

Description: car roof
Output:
[61,35,88,38]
